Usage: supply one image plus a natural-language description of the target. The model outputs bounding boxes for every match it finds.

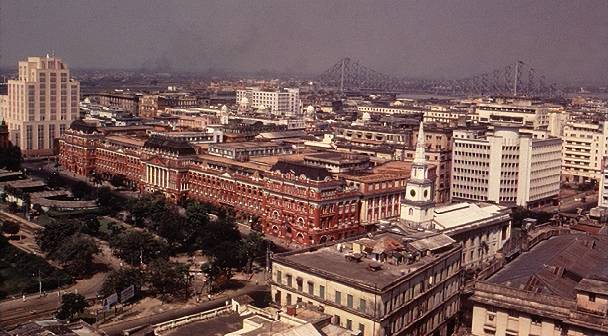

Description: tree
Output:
[110,175,126,188]
[35,220,81,254]
[1,221,20,236]
[147,259,190,299]
[110,230,168,266]
[202,240,246,291]
[70,181,91,200]
[52,234,99,277]
[241,231,267,273]
[0,145,22,171]
[56,293,89,321]
[98,267,144,299]
[81,214,100,236]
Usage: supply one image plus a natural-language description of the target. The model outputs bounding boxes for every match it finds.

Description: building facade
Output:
[451,127,561,208]
[271,231,462,336]
[4,56,79,155]
[237,87,302,117]
[475,99,550,129]
[561,120,608,183]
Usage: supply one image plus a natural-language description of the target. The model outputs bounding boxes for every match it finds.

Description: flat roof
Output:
[433,202,508,231]
[210,141,287,150]
[275,232,457,291]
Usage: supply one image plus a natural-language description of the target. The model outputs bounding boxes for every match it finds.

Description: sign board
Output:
[120,285,135,303]
[103,293,118,311]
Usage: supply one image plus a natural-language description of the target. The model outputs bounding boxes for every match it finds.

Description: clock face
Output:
[410,189,416,197]
[424,189,428,198]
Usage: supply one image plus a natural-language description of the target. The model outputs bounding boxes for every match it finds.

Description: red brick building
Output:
[59,122,411,246]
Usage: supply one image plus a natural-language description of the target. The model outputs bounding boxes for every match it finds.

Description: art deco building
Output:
[4,56,79,155]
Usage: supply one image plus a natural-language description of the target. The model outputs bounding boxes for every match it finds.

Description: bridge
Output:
[317,57,558,97]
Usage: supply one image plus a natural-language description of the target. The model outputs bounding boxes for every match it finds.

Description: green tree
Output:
[35,220,81,254]
[110,230,168,266]
[110,175,126,188]
[56,293,89,321]
[147,259,190,299]
[98,267,144,298]
[70,181,91,200]
[52,234,99,277]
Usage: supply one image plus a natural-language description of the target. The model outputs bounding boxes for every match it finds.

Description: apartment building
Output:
[451,127,561,208]
[4,56,80,155]
[271,231,462,336]
[237,87,302,117]
[561,120,608,183]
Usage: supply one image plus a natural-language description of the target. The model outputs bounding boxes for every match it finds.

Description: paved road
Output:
[100,285,268,336]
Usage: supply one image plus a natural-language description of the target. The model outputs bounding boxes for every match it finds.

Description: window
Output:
[319,285,325,300]
[335,291,341,305]
[358,323,365,334]
[346,319,352,330]
[347,294,353,308]
[286,274,292,287]
[276,271,282,283]
[307,282,314,295]
[589,293,596,302]
[359,298,367,313]
[286,293,292,305]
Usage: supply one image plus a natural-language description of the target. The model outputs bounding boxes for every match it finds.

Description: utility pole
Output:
[38,269,42,296]
[513,61,520,97]
[339,58,346,94]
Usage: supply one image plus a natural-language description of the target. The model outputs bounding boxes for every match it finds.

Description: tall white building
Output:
[236,87,302,117]
[562,120,608,183]
[3,56,80,155]
[451,127,561,208]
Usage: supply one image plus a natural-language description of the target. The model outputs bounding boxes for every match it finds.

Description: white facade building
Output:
[561,120,608,183]
[236,87,302,117]
[451,127,561,208]
[475,98,550,129]
[3,56,80,155]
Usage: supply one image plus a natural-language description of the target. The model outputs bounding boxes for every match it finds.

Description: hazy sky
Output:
[2,0,608,82]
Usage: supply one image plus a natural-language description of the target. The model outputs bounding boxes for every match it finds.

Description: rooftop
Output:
[488,233,608,299]
[275,231,458,291]
[433,202,509,233]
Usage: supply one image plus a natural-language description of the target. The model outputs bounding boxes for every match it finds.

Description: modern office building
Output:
[3,56,80,155]
[237,87,302,117]
[451,127,561,208]
[271,230,462,336]
[561,120,608,183]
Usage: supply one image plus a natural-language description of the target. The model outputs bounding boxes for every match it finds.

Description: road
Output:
[100,285,268,336]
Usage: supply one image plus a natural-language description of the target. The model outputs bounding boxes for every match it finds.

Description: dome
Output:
[221,105,228,113]
[240,97,249,106]
[306,105,315,114]
[362,111,371,121]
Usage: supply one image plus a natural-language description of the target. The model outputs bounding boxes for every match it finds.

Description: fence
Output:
[151,305,231,335]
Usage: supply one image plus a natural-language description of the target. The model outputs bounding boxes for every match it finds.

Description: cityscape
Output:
[1,1,608,336]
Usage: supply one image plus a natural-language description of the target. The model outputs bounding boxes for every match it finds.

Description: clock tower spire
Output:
[400,121,435,227]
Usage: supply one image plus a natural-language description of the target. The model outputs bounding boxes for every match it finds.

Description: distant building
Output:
[89,92,141,115]
[470,233,608,336]
[271,230,462,336]
[237,87,302,117]
[451,127,561,208]
[475,98,550,129]
[139,93,200,118]
[4,56,80,155]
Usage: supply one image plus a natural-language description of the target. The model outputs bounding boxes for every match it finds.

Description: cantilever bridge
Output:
[317,57,558,97]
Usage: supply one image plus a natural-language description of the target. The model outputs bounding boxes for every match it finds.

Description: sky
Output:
[1,0,608,82]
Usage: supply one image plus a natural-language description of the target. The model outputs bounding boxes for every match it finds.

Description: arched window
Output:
[408,208,414,216]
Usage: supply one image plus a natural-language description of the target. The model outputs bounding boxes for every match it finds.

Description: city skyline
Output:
[1,0,608,83]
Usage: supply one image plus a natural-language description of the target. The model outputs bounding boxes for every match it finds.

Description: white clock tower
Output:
[400,121,435,227]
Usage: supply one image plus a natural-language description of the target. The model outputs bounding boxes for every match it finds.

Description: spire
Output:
[414,121,426,165]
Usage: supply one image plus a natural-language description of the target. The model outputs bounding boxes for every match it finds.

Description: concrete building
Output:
[271,230,462,336]
[475,98,550,129]
[470,233,608,336]
[451,127,561,208]
[237,88,302,117]
[3,56,79,155]
[561,120,608,183]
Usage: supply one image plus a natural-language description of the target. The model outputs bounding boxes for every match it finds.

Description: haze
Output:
[1,0,608,82]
